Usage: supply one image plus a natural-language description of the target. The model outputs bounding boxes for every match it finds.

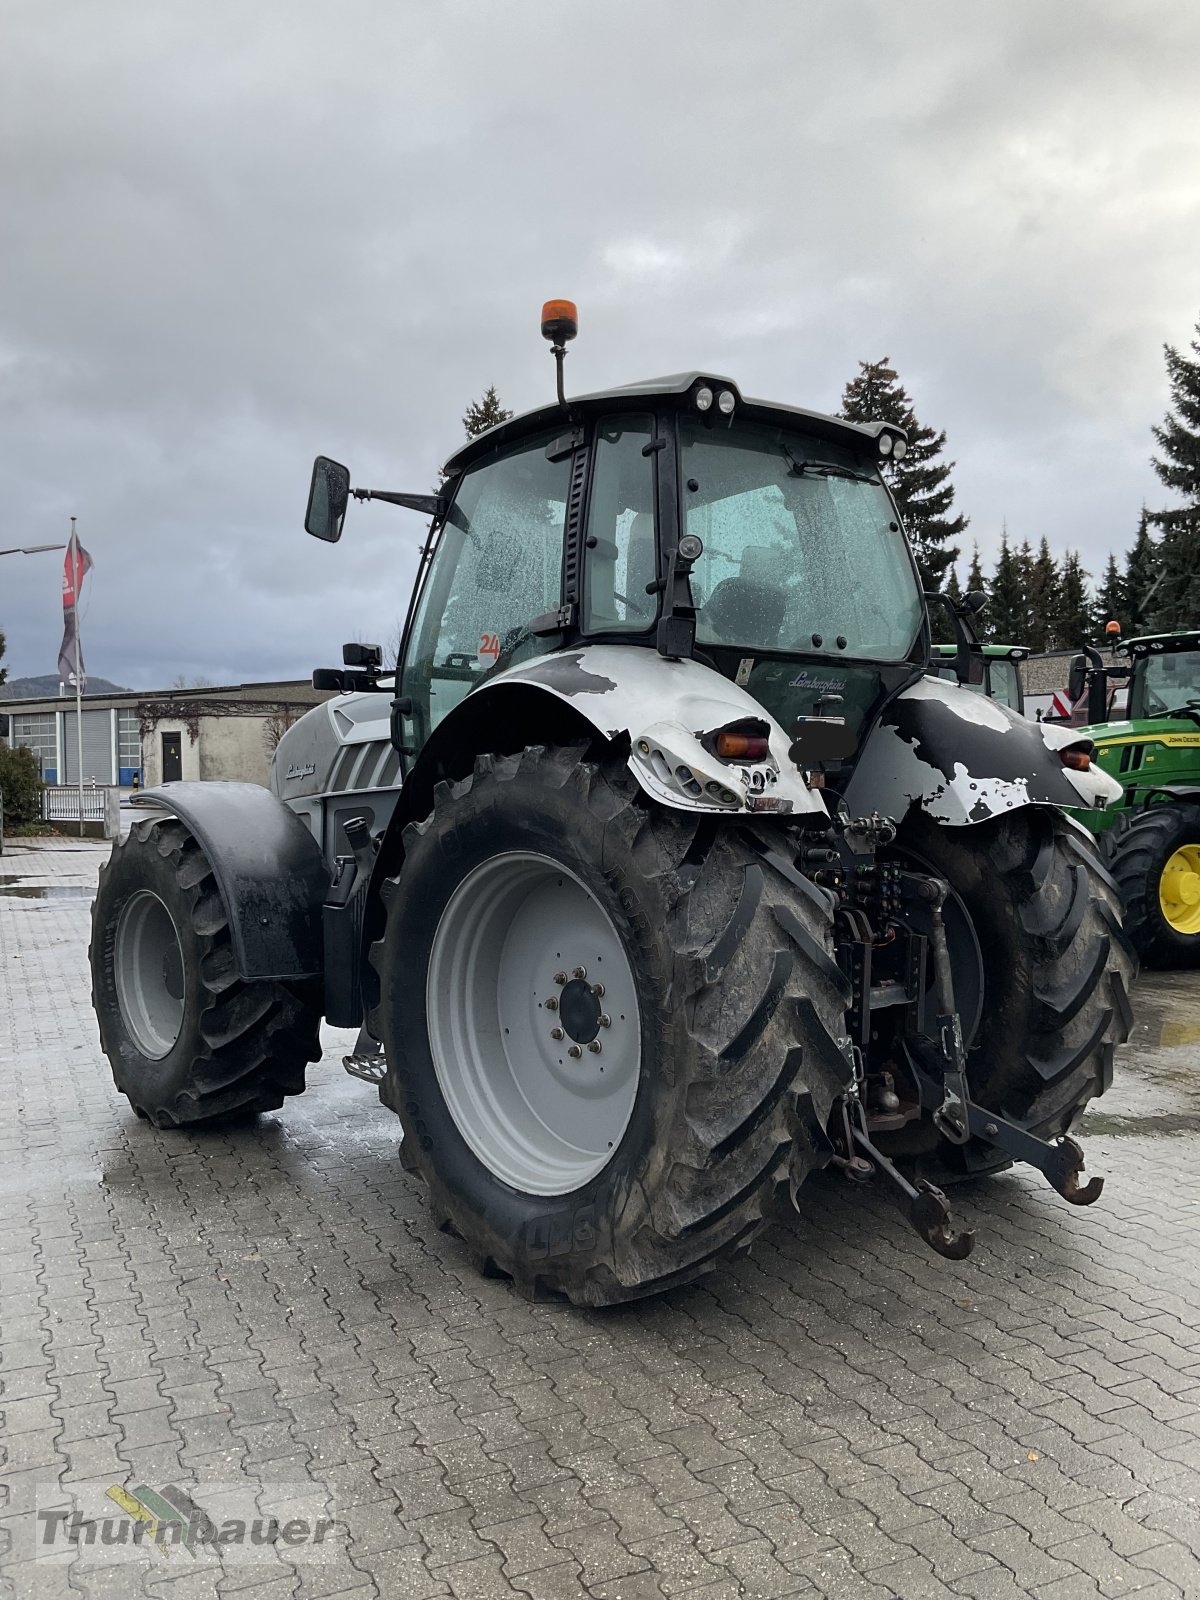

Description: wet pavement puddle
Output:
[0,876,93,901]
[1081,968,1200,1137]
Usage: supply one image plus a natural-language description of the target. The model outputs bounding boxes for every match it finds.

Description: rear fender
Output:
[130,781,329,979]
[843,675,1124,826]
[421,646,827,819]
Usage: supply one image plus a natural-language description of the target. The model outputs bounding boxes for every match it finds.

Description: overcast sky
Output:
[1,1,1197,689]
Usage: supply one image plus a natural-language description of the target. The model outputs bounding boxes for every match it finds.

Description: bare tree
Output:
[262,706,300,756]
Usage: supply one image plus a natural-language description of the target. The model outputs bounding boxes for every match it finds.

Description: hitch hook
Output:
[839,1101,975,1261]
[1045,1134,1104,1207]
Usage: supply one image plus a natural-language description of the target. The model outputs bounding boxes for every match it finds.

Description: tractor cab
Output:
[930,643,1027,714]
[1067,630,1200,964]
[305,304,1015,808]
[393,375,931,771]
[1076,630,1200,825]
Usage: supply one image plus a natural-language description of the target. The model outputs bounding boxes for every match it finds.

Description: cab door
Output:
[397,431,573,759]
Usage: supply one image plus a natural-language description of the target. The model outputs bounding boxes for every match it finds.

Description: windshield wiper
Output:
[781,445,875,483]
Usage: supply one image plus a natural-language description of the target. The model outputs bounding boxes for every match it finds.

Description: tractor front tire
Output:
[369,745,852,1307]
[90,818,322,1126]
[1106,804,1200,968]
[887,807,1136,1179]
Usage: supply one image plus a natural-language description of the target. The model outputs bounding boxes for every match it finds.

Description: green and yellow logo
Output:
[39,1483,336,1558]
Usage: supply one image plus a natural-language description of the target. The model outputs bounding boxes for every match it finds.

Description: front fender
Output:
[130,781,329,979]
[842,675,1123,826]
[445,646,827,818]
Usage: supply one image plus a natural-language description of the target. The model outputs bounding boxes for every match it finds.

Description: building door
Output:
[62,710,117,785]
[161,732,183,783]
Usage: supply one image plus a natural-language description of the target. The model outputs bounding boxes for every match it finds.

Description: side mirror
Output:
[963,590,988,614]
[1067,654,1087,704]
[305,456,351,543]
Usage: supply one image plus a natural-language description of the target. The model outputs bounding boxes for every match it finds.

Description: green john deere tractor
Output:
[1071,629,1200,965]
[930,643,1029,715]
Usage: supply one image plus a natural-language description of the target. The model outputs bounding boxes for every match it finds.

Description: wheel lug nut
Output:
[587,1040,602,1054]
[545,996,559,1011]
[598,1014,611,1029]
[567,1044,582,1059]
[572,966,587,980]
[592,983,605,998]
[550,1027,564,1041]
[554,971,567,986]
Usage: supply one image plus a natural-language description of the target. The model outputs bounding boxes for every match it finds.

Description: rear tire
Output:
[885,807,1136,1178]
[90,818,322,1126]
[369,745,853,1307]
[1106,804,1200,968]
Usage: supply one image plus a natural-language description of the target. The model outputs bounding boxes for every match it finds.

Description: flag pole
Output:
[71,517,85,838]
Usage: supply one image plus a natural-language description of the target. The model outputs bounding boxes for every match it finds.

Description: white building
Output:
[2,680,332,789]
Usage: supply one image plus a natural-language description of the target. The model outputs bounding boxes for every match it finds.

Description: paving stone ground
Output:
[3,836,1200,1600]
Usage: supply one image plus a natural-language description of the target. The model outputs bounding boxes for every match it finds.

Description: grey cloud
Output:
[1,0,1197,687]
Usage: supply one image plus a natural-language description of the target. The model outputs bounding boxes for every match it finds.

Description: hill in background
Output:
[1,673,129,700]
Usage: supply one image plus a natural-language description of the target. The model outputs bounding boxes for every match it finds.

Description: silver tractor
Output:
[91,304,1134,1305]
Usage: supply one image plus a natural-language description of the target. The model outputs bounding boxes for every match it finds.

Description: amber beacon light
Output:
[541,300,578,405]
[540,299,578,343]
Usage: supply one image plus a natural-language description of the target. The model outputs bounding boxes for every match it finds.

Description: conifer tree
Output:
[1055,553,1092,649]
[987,535,1026,642]
[438,386,516,486]
[1148,318,1200,629]
[965,543,986,596]
[932,564,962,645]
[1027,538,1058,652]
[964,544,990,641]
[1012,539,1036,645]
[839,359,966,592]
[462,386,514,439]
[1124,509,1160,633]
[0,628,7,690]
[1092,553,1125,637]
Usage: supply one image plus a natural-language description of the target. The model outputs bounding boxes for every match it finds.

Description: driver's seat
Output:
[701,545,787,647]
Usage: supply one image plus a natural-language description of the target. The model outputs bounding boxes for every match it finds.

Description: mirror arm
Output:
[352,489,446,517]
[1079,645,1110,723]
[924,591,984,685]
[656,541,700,662]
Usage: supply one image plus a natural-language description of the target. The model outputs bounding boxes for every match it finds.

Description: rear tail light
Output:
[715,731,770,761]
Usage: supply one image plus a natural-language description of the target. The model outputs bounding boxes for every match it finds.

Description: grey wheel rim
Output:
[426,852,641,1196]
[115,890,186,1060]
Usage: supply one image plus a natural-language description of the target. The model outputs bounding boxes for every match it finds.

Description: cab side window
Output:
[582,415,658,634]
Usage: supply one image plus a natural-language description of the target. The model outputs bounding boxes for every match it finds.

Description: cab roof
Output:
[931,643,1028,660]
[1118,630,1200,656]
[441,373,900,476]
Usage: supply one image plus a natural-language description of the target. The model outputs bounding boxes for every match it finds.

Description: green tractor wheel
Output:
[1106,803,1200,967]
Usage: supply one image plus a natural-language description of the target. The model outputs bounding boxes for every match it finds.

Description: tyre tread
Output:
[370,746,851,1306]
[90,820,321,1127]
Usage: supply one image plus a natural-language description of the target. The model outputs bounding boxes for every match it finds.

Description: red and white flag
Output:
[57,533,94,691]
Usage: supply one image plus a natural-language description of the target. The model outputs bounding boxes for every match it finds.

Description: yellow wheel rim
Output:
[1159,844,1200,935]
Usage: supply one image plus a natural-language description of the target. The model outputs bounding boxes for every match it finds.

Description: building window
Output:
[117,710,141,766]
[12,714,57,776]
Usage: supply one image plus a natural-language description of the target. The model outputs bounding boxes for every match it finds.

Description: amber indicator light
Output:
[715,731,770,760]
